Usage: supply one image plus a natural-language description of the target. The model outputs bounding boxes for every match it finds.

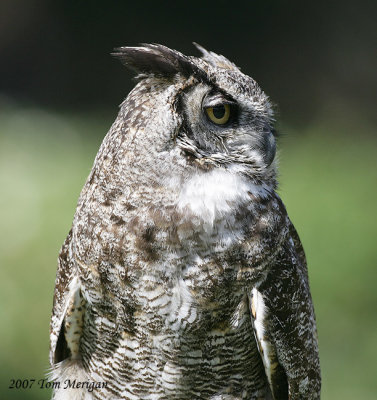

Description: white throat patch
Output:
[177,169,268,225]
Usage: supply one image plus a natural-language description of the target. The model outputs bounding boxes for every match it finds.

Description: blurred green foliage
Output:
[0,106,376,399]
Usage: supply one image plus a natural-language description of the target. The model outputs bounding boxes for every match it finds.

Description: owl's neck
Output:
[177,168,273,226]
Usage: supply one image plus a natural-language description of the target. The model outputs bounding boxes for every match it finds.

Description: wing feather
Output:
[49,230,85,365]
[250,288,289,400]
[249,217,321,399]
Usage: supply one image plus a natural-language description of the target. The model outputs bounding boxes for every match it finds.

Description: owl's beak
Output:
[262,131,276,167]
[226,129,276,168]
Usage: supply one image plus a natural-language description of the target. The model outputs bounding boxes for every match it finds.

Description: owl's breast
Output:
[75,167,286,317]
[73,173,285,399]
[114,175,286,329]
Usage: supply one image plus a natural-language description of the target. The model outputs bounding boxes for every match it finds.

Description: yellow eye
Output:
[205,104,231,125]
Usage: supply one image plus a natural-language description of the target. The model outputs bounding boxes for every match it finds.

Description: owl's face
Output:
[113,44,277,187]
[179,77,276,172]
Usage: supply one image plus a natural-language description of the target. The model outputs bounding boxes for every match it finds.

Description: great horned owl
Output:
[49,44,321,400]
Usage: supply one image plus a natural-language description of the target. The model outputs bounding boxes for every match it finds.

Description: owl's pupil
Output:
[212,105,225,119]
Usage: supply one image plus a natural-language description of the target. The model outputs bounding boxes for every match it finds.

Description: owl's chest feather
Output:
[73,170,284,398]
[111,172,282,332]
[78,168,283,318]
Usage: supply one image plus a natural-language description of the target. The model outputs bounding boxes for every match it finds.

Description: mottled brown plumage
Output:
[49,44,320,399]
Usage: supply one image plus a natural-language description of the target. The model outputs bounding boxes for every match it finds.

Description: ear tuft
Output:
[112,43,206,80]
[193,42,240,72]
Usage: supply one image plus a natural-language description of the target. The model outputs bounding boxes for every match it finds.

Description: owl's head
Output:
[113,44,277,187]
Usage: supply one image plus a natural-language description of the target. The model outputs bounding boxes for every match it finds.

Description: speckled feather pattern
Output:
[49,44,320,399]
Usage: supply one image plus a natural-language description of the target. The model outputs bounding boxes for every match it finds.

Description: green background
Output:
[1,1,376,399]
[1,106,376,400]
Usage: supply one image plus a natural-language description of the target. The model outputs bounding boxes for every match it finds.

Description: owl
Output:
[49,44,321,400]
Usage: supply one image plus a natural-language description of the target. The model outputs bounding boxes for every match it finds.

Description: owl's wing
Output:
[49,229,85,367]
[249,220,321,400]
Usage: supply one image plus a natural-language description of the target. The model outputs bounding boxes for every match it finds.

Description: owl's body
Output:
[49,44,320,399]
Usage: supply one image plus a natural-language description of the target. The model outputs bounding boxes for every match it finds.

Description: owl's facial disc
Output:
[179,84,276,171]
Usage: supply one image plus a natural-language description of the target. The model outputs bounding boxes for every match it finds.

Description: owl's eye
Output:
[205,104,231,125]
